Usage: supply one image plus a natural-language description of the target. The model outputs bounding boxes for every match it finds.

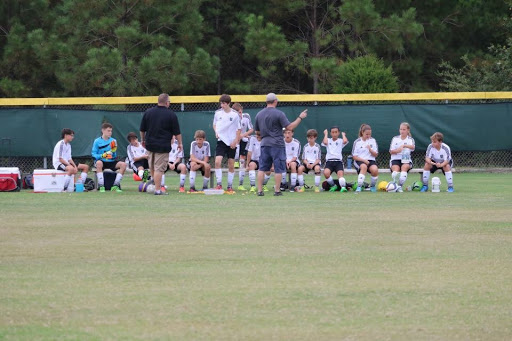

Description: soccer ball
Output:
[138,182,147,192]
[412,181,423,191]
[146,184,156,194]
[377,181,389,191]
[386,182,398,192]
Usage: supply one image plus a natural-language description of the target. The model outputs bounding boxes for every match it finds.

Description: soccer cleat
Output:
[328,185,339,192]
[274,191,283,196]
[340,186,348,193]
[396,186,403,193]
[249,186,256,193]
[234,161,240,168]
[179,186,185,193]
[99,186,105,193]
[420,185,428,192]
[215,184,223,190]
[262,185,269,192]
[142,169,149,182]
[355,186,362,193]
[189,187,197,193]
[257,191,264,196]
[314,186,320,193]
[447,187,454,193]
[160,186,166,193]
[237,185,247,191]
[370,186,377,193]
[111,185,122,192]
[296,186,305,193]
[225,187,234,194]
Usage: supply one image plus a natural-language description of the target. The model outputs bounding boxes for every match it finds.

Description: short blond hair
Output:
[194,130,206,139]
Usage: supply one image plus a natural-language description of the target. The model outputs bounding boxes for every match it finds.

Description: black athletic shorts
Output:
[216,140,236,159]
[167,161,183,174]
[239,140,248,157]
[390,159,413,172]
[354,160,377,173]
[325,160,344,174]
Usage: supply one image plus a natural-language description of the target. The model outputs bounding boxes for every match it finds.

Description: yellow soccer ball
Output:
[377,181,389,191]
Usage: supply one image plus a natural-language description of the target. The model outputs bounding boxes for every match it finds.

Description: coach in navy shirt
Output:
[254,93,307,196]
[140,93,183,195]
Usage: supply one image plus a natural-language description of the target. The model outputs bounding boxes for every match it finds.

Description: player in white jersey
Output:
[126,132,150,182]
[52,128,90,192]
[232,103,254,191]
[297,129,322,192]
[421,132,454,192]
[281,129,302,191]
[351,124,379,193]
[246,133,270,192]
[212,94,241,192]
[389,122,415,192]
[164,137,188,193]
[322,126,349,192]
[187,130,211,192]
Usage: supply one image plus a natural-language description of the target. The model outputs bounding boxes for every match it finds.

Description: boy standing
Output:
[232,103,253,191]
[91,123,126,192]
[298,129,322,192]
[188,130,211,192]
[126,132,149,182]
[212,94,241,192]
[281,129,301,191]
[52,128,90,192]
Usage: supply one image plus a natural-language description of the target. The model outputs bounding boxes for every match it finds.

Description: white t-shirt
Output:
[351,137,378,161]
[168,140,184,163]
[247,136,261,161]
[213,108,241,146]
[126,143,147,163]
[389,135,415,161]
[190,141,211,161]
[285,138,301,162]
[426,143,452,163]
[52,140,72,169]
[302,143,321,164]
[322,138,348,161]
[240,113,253,142]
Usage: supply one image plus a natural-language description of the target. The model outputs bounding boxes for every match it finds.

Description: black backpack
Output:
[22,174,34,189]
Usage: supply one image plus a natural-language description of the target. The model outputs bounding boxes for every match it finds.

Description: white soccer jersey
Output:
[389,135,415,161]
[52,140,72,169]
[168,140,184,163]
[426,143,452,163]
[190,140,211,161]
[322,138,348,161]
[213,108,241,146]
[126,143,147,163]
[302,143,321,164]
[247,136,261,161]
[240,113,253,142]
[285,138,301,162]
[352,137,378,161]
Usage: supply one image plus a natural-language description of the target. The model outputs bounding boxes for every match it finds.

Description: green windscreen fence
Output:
[1,103,511,158]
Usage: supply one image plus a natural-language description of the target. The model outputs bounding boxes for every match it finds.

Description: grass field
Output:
[1,172,512,340]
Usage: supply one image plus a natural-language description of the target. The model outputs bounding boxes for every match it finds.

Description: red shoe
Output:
[225,187,234,193]
[160,186,166,193]
[189,187,197,193]
[215,184,223,190]
[179,187,185,193]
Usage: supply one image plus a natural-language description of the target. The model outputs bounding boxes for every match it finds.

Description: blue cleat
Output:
[420,185,428,192]
[447,187,454,193]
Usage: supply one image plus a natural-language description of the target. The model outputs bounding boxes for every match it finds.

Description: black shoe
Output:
[257,191,264,196]
[274,191,283,196]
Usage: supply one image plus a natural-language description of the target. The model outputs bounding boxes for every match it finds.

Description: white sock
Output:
[97,172,104,186]
[399,171,407,186]
[114,173,123,186]
[203,177,209,189]
[161,174,165,186]
[326,176,334,186]
[263,174,271,185]
[291,173,297,187]
[339,177,346,187]
[392,171,399,183]
[215,168,222,185]
[357,174,365,187]
[281,173,287,184]
[422,171,430,186]
[370,176,378,187]
[63,175,71,189]
[227,172,235,188]
[138,169,144,179]
[79,172,87,184]
[66,182,74,192]
[298,174,304,186]
[239,169,245,185]
[180,174,186,187]
[189,171,196,187]
[249,170,256,186]
[314,175,321,187]
[240,159,246,169]
[445,171,453,187]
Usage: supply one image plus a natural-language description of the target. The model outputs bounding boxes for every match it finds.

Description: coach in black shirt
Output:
[140,93,183,195]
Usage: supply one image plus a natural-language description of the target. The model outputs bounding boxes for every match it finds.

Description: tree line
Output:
[0,0,510,97]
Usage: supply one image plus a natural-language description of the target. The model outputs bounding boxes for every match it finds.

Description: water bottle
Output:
[347,155,352,169]
[401,146,411,164]
[432,177,441,192]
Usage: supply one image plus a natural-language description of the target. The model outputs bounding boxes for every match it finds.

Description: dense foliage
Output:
[0,0,510,96]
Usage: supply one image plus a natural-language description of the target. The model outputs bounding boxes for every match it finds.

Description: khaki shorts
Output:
[148,152,169,173]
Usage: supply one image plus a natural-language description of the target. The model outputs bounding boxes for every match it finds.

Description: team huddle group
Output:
[52,93,455,194]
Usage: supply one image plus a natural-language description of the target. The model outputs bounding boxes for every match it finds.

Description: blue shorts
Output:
[259,146,286,173]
